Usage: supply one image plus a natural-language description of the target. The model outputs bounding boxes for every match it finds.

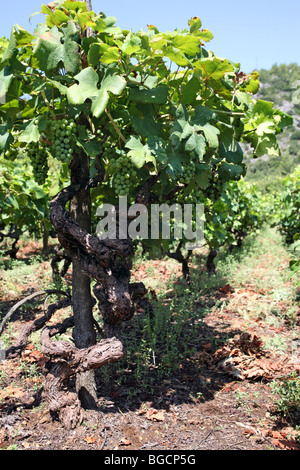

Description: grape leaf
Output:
[1,28,18,63]
[201,123,220,149]
[129,85,169,105]
[14,25,35,46]
[194,163,211,188]
[67,67,99,105]
[188,17,202,33]
[185,132,205,160]
[125,135,156,168]
[220,128,243,164]
[197,30,214,42]
[195,57,234,80]
[33,28,80,74]
[219,162,244,181]
[0,124,13,151]
[147,136,168,165]
[192,105,217,125]
[254,134,280,157]
[181,76,200,105]
[245,77,260,94]
[19,119,40,143]
[164,46,189,67]
[91,71,126,118]
[0,67,14,99]
[101,47,121,65]
[87,43,102,67]
[131,114,163,137]
[172,34,201,56]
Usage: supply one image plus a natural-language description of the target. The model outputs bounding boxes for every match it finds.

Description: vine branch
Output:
[105,109,126,143]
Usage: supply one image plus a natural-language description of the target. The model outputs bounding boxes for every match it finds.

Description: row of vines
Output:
[1,156,299,278]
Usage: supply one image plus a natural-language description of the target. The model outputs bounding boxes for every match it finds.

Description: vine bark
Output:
[46,168,151,426]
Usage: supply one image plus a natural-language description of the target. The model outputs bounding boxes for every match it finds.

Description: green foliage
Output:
[0,157,50,237]
[244,63,300,193]
[0,37,9,62]
[278,168,300,245]
[0,1,292,268]
[271,372,300,417]
[280,168,300,284]
[289,240,300,286]
[204,179,266,251]
[0,2,290,205]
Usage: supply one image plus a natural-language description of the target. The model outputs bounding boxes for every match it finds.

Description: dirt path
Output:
[0,228,299,451]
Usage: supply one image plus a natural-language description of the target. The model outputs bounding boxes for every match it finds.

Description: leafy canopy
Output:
[0,1,292,217]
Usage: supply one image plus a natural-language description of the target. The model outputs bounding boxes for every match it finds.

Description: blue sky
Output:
[1,0,299,73]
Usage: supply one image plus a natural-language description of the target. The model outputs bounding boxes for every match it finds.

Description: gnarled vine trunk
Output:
[46,168,150,427]
[206,248,218,276]
[70,151,97,409]
[41,329,123,429]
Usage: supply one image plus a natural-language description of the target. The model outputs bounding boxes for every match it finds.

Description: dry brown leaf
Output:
[85,436,96,444]
[219,284,234,294]
[21,346,46,364]
[120,438,131,446]
[271,437,300,450]
[0,384,25,400]
[22,442,31,449]
[147,408,165,421]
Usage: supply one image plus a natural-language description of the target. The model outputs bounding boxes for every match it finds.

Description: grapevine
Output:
[0,0,293,430]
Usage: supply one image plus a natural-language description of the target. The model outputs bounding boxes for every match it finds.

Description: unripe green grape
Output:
[178,160,196,185]
[48,118,76,163]
[111,155,137,197]
[26,140,49,185]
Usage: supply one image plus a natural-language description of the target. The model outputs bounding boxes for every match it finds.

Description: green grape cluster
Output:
[111,156,137,196]
[27,141,49,185]
[2,130,21,161]
[178,161,196,185]
[102,139,116,160]
[190,188,206,204]
[3,146,19,161]
[204,177,224,201]
[49,119,76,163]
[178,188,205,205]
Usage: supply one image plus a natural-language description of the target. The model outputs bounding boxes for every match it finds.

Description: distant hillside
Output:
[244,63,300,190]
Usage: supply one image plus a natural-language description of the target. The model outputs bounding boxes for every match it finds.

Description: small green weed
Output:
[235,390,249,409]
[270,372,300,417]
[262,335,288,355]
